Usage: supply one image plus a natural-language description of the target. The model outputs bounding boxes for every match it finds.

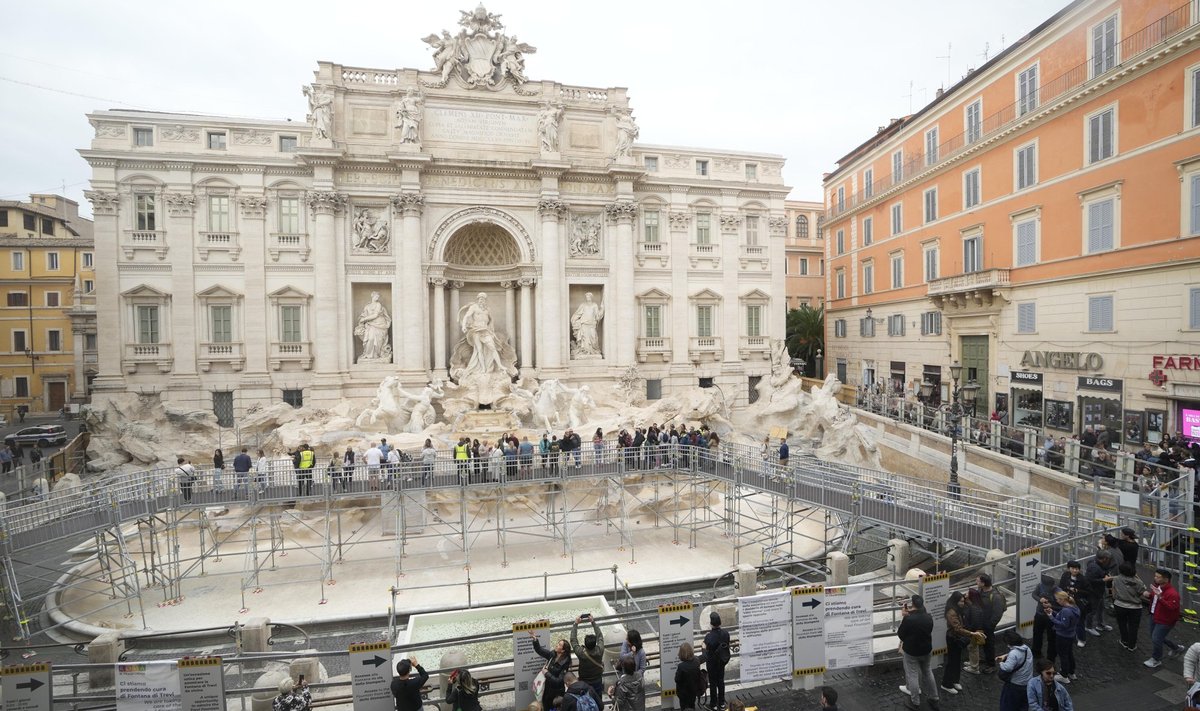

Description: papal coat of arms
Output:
[422,4,537,90]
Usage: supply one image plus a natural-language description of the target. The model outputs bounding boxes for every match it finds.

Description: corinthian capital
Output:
[391,191,425,216]
[768,216,788,235]
[604,200,638,223]
[668,211,691,230]
[307,191,347,216]
[85,190,120,216]
[537,198,567,219]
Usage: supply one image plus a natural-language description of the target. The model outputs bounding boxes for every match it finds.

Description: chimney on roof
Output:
[935,87,944,99]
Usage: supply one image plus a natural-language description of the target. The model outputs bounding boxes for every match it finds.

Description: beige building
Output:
[783,200,824,311]
[80,7,791,421]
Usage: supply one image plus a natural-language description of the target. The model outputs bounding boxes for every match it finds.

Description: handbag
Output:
[998,649,1026,683]
[533,668,547,699]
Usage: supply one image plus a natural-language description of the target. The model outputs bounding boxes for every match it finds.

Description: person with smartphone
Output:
[272,676,311,711]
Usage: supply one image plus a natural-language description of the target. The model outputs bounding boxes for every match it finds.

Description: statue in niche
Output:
[537,102,563,152]
[303,85,333,140]
[352,208,391,253]
[395,88,423,145]
[570,292,605,358]
[614,110,638,159]
[450,292,518,381]
[354,291,393,362]
[570,216,601,257]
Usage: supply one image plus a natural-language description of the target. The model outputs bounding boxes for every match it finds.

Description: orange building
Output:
[783,200,825,311]
[822,0,1200,446]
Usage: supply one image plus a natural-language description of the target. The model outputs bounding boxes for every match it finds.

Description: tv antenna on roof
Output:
[903,80,926,113]
[980,41,990,63]
[936,42,952,89]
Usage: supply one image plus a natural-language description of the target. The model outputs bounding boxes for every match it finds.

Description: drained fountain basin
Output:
[399,595,622,670]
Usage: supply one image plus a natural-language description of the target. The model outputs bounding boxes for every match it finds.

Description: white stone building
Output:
[80,8,788,420]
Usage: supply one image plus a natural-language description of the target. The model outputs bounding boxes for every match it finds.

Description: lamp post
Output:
[936,360,979,498]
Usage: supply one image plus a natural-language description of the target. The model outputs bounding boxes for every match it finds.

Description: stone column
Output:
[537,199,566,371]
[606,201,637,365]
[448,282,462,345]
[518,277,535,373]
[430,278,447,377]
[83,190,123,390]
[308,192,346,374]
[668,210,692,366]
[392,192,426,373]
[167,189,199,380]
[239,192,268,374]
[503,281,517,345]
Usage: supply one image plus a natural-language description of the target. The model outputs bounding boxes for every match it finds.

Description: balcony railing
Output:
[689,242,721,268]
[825,2,1200,221]
[270,341,312,371]
[123,343,173,374]
[925,268,1010,296]
[739,336,771,360]
[198,232,241,261]
[122,230,168,260]
[636,241,669,268]
[636,336,671,362]
[199,341,245,372]
[688,336,722,363]
[739,244,769,271]
[269,232,310,262]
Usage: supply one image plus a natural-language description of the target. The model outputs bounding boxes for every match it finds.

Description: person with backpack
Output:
[609,657,644,711]
[570,615,607,702]
[703,612,731,710]
[674,643,704,711]
[176,456,197,503]
[977,573,1006,672]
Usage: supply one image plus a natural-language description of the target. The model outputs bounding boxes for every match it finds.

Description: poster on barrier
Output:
[117,661,180,711]
[790,585,826,677]
[2,662,52,711]
[1018,547,1044,634]
[513,620,552,710]
[178,656,225,711]
[348,641,393,711]
[920,573,950,663]
[823,583,874,670]
[658,602,695,705]
[738,590,792,682]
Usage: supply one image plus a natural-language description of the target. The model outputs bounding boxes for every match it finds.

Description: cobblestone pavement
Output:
[731,618,1199,711]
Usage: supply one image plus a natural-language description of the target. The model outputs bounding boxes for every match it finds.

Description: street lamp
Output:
[946,360,980,498]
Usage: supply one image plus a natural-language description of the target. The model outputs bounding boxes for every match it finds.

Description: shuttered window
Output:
[924,188,938,223]
[891,203,902,235]
[888,314,905,336]
[1190,174,1200,236]
[1091,16,1117,77]
[966,101,982,143]
[834,319,847,338]
[1017,144,1036,189]
[1017,302,1037,333]
[862,264,874,294]
[1018,65,1039,115]
[1088,295,1114,332]
[964,168,981,209]
[862,217,873,245]
[1088,108,1114,163]
[921,311,942,336]
[1087,198,1115,253]
[925,127,939,165]
[1189,287,1200,330]
[1015,219,1037,267]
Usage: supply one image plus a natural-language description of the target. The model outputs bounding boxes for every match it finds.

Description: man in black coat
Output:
[702,612,731,710]
[897,595,940,711]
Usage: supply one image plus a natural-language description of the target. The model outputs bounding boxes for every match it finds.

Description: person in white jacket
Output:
[1184,642,1200,707]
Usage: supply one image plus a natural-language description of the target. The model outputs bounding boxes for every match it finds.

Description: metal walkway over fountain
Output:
[0,441,1176,640]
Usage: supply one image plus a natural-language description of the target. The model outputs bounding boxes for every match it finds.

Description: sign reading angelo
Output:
[1020,350,1103,371]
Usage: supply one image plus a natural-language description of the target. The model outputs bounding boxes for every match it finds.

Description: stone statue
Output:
[354,292,392,362]
[570,216,601,257]
[537,102,563,152]
[423,30,466,83]
[567,385,595,429]
[352,208,390,253]
[570,292,604,357]
[395,88,423,145]
[495,34,535,85]
[398,380,445,433]
[614,110,638,159]
[530,379,570,432]
[451,292,518,381]
[304,86,333,140]
[769,338,792,388]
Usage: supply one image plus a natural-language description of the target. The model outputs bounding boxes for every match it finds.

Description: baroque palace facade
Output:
[80,6,788,418]
[822,0,1200,446]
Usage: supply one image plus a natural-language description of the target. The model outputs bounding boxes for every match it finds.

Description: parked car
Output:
[5,424,68,448]
[0,414,7,427]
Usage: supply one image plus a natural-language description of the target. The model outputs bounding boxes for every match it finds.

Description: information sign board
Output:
[824,584,874,670]
[513,620,552,710]
[348,641,393,711]
[658,602,695,705]
[1,662,52,711]
[738,591,792,682]
[1018,547,1044,633]
[790,585,826,676]
[179,656,225,711]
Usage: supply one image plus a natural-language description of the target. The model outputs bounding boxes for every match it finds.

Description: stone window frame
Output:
[739,289,770,338]
[861,259,874,295]
[690,288,722,339]
[1011,205,1042,268]
[122,285,172,345]
[1078,180,1122,255]
[197,285,244,345]
[269,286,312,344]
[636,288,671,339]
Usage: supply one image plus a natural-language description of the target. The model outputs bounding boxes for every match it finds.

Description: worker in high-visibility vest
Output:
[454,438,470,483]
[297,442,315,497]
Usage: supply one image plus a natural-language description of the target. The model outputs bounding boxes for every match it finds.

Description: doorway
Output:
[959,335,989,417]
[46,381,67,412]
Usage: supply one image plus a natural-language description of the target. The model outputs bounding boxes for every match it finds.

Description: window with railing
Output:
[746,304,762,337]
[209,195,231,232]
[280,305,302,342]
[925,127,939,165]
[863,168,874,198]
[965,99,982,144]
[136,194,156,231]
[963,234,983,273]
[696,213,711,244]
[1091,15,1119,78]
[745,215,760,246]
[644,304,662,338]
[644,210,660,243]
[279,197,301,233]
[137,305,160,344]
[1018,64,1039,116]
[697,304,714,338]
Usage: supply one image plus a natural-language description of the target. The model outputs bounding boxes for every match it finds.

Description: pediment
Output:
[121,284,171,298]
[740,288,770,301]
[636,287,671,301]
[268,285,311,300]
[197,284,243,299]
[690,288,723,301]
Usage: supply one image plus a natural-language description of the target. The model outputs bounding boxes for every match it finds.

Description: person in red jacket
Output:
[1143,568,1183,668]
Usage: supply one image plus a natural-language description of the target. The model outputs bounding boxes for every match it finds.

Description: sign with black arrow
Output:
[348,641,394,711]
[179,656,225,711]
[2,662,52,711]
[1018,547,1044,632]
[791,586,826,678]
[658,602,695,707]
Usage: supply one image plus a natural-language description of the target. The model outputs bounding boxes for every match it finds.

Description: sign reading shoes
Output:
[1020,351,1103,371]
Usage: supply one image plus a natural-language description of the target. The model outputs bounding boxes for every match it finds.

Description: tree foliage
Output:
[785,305,824,377]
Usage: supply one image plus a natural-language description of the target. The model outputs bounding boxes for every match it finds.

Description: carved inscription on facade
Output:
[352,107,389,135]
[425,107,535,146]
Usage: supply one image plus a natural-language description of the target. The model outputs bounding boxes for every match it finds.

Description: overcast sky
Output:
[1,0,1062,213]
